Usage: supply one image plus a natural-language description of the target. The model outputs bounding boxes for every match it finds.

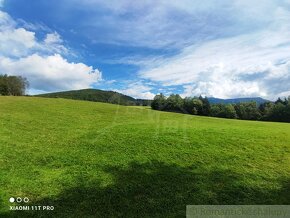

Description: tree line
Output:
[0,74,28,96]
[151,94,290,123]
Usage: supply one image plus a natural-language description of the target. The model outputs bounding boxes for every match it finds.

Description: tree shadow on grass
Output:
[4,161,290,218]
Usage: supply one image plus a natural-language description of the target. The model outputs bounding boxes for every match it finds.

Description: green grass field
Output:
[0,97,289,217]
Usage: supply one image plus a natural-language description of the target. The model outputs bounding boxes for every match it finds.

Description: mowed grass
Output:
[0,96,289,217]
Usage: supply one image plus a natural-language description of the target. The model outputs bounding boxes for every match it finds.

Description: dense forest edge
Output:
[151,94,290,123]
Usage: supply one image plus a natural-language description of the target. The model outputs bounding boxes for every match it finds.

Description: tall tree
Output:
[164,94,184,112]
[151,93,166,110]
[211,104,237,119]
[0,74,29,96]
[234,102,261,120]
[184,97,203,115]
[199,96,211,116]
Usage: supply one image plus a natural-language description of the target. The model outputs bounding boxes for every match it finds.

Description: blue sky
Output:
[1,0,290,99]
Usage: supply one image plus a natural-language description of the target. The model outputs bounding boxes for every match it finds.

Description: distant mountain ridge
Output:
[208,97,270,105]
[36,89,270,106]
[36,89,152,106]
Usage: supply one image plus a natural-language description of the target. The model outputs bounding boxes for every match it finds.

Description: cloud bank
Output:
[2,0,290,99]
[0,10,102,94]
[135,3,290,99]
[61,0,290,99]
[114,81,155,99]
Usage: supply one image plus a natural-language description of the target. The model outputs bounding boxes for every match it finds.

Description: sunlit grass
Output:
[0,97,289,217]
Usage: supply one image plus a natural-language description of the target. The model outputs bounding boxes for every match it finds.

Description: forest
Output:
[151,94,290,123]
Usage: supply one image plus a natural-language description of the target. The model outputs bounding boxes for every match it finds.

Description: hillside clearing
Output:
[0,97,289,217]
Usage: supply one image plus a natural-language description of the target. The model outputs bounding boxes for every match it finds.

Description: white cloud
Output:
[62,0,222,48]
[139,7,290,99]
[59,0,290,99]
[2,1,290,99]
[44,32,62,44]
[181,81,265,99]
[0,11,67,57]
[0,54,102,92]
[105,80,117,85]
[0,11,16,30]
[62,0,290,49]
[273,90,290,100]
[42,32,68,54]
[114,82,155,99]
[0,9,102,93]
[0,27,36,57]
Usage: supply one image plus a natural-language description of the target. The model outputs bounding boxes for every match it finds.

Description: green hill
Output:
[36,89,152,106]
[0,97,289,217]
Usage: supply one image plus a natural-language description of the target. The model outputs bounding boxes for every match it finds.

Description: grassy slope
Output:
[0,97,289,217]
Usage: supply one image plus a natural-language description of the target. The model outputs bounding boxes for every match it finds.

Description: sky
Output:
[1,0,290,100]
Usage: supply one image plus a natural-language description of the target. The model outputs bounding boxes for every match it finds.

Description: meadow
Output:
[0,96,289,217]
